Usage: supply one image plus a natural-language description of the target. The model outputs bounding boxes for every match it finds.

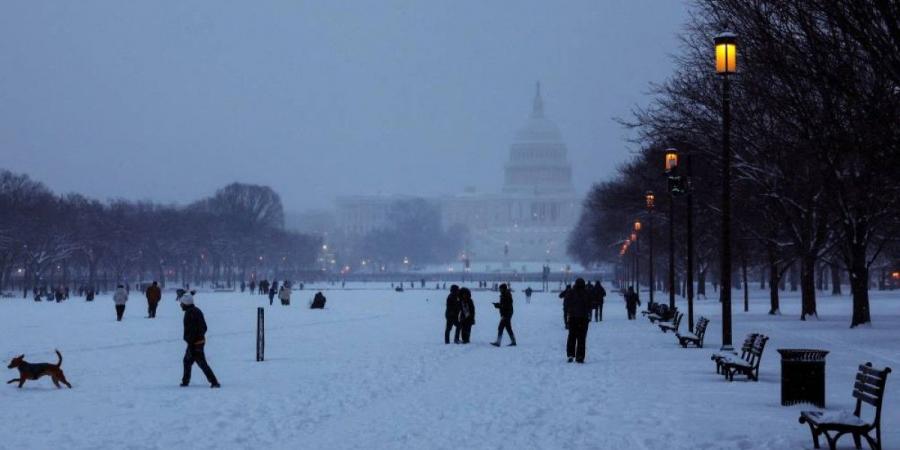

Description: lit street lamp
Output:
[665,148,679,310]
[716,31,737,351]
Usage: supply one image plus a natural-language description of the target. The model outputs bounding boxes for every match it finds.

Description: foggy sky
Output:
[0,1,688,212]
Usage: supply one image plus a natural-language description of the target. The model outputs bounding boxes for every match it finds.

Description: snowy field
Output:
[1,284,898,450]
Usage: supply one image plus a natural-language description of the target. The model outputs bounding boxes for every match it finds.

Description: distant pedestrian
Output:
[146,281,162,318]
[240,281,246,293]
[564,278,592,363]
[278,285,291,306]
[490,284,516,347]
[113,284,128,321]
[249,280,256,295]
[525,286,533,304]
[625,286,640,320]
[179,292,220,388]
[268,285,276,305]
[458,287,475,344]
[445,285,461,344]
[593,281,606,322]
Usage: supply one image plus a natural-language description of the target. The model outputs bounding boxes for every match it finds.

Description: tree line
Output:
[569,0,900,327]
[0,170,321,294]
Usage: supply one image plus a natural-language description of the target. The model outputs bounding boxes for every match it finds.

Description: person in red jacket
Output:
[145,281,162,318]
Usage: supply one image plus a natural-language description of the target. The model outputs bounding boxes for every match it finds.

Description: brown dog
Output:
[7,349,72,389]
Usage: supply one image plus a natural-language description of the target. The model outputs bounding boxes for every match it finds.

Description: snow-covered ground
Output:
[1,285,897,450]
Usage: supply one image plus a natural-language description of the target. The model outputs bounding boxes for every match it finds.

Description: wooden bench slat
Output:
[852,389,882,407]
[858,364,888,377]
[854,381,883,397]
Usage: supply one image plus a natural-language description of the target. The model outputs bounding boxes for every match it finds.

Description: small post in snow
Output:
[256,307,265,362]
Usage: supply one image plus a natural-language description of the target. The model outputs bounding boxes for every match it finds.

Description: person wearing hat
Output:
[179,292,220,388]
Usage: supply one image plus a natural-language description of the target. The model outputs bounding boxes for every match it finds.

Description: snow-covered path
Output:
[1,286,897,449]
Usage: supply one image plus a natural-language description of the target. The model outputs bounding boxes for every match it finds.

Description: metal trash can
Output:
[778,349,828,407]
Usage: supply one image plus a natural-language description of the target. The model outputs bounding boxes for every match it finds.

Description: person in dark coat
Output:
[444,285,461,344]
[268,284,276,305]
[490,284,516,347]
[624,286,641,320]
[558,284,571,328]
[146,281,162,318]
[179,292,220,388]
[310,292,326,309]
[458,287,476,344]
[524,286,533,304]
[564,278,592,363]
[593,280,607,322]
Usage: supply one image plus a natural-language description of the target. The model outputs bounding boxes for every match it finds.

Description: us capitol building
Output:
[335,83,581,264]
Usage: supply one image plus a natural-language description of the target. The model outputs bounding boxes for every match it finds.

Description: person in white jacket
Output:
[113,285,128,321]
[278,284,291,306]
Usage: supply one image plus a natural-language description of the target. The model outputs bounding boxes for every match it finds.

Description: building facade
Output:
[335,83,580,264]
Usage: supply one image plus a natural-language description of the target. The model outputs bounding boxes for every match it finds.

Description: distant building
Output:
[335,83,580,264]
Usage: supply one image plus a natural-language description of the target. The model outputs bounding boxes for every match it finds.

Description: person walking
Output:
[113,284,128,321]
[458,287,476,344]
[278,284,291,306]
[525,286,533,304]
[625,286,640,320]
[564,278,592,363]
[268,283,276,305]
[444,285,461,344]
[146,281,162,318]
[249,280,256,295]
[593,280,607,322]
[490,284,516,347]
[179,292,220,388]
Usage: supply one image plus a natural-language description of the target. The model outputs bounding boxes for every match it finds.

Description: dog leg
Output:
[58,372,72,388]
[51,377,61,388]
[7,378,20,384]
[17,378,26,388]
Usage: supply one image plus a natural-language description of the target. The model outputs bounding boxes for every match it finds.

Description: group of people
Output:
[108,282,220,387]
[443,283,517,347]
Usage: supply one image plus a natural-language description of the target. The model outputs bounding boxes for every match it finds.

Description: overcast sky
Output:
[0,1,688,212]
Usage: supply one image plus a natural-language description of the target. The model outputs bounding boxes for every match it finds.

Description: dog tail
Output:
[54,349,62,367]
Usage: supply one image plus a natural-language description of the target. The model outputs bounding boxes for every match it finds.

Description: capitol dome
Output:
[503,83,575,195]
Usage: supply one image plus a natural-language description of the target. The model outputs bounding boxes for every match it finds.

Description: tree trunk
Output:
[742,256,749,312]
[768,257,780,315]
[800,255,818,320]
[697,269,707,298]
[790,263,798,291]
[831,264,842,295]
[849,244,871,327]
[759,265,766,290]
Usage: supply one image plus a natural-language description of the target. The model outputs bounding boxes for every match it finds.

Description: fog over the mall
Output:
[0,1,687,214]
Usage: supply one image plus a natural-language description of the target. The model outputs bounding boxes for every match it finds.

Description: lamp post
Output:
[685,153,695,331]
[634,221,642,298]
[646,191,655,307]
[665,148,679,310]
[716,31,737,351]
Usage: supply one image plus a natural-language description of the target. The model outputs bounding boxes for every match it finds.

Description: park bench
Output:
[799,362,891,450]
[642,302,662,316]
[676,316,709,348]
[658,312,683,333]
[648,305,677,324]
[711,333,759,374]
[721,334,769,381]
